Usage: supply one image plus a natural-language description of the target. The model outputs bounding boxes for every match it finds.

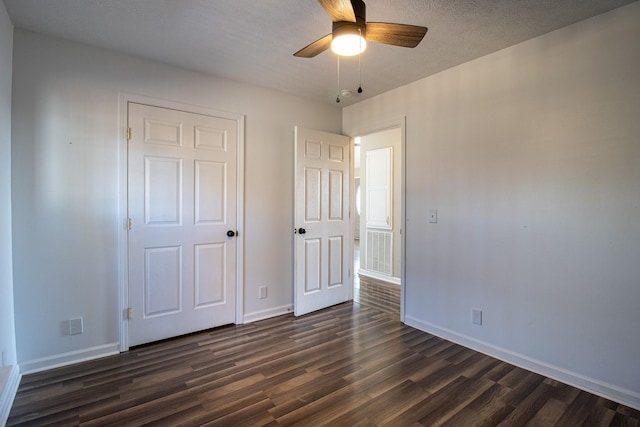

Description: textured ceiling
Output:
[3,0,638,107]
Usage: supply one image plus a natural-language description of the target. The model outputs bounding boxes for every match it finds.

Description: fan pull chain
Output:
[336,56,341,103]
[358,29,363,94]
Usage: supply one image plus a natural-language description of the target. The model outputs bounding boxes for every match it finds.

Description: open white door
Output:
[127,102,238,346]
[294,126,351,316]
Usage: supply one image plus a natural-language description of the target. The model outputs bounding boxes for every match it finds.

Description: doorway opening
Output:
[352,128,402,317]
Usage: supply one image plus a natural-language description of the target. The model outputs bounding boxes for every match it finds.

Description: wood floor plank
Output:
[330,380,429,426]
[485,360,517,383]
[267,373,350,418]
[417,376,496,426]
[7,301,639,426]
[523,397,568,427]
[497,381,557,426]
[440,381,515,427]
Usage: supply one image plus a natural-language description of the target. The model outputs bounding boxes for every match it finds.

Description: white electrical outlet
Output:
[472,308,483,325]
[1,348,5,367]
[69,317,84,335]
[259,286,268,299]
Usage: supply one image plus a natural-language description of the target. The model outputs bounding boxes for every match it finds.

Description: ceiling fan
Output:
[294,0,428,58]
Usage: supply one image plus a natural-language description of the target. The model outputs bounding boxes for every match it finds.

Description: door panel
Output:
[195,160,225,223]
[305,168,321,221]
[328,236,343,287]
[145,156,182,225]
[294,126,351,316]
[194,243,225,306]
[144,246,181,317]
[128,102,237,346]
[329,170,344,220]
[304,238,322,293]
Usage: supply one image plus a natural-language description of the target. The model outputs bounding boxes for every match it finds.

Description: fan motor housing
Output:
[332,20,366,39]
[332,0,366,37]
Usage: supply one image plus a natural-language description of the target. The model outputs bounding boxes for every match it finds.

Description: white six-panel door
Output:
[294,126,351,316]
[128,102,237,346]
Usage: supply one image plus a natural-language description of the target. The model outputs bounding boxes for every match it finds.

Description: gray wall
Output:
[11,29,341,369]
[344,2,640,408]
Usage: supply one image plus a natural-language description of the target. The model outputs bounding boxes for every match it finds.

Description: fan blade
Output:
[294,33,333,58]
[317,0,356,22]
[365,22,428,48]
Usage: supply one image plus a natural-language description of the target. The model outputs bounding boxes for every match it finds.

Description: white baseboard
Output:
[404,316,640,411]
[20,343,120,375]
[358,269,401,285]
[243,304,293,324]
[0,365,21,426]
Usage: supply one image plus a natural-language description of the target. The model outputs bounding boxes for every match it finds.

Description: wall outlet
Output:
[472,308,483,325]
[69,317,84,335]
[259,286,268,299]
[1,348,5,367]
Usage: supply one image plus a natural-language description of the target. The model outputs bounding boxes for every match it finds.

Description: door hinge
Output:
[127,307,133,320]
[126,127,132,140]
[127,218,132,230]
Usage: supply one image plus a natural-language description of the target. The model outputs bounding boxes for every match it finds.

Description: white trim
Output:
[117,93,129,351]
[235,114,246,325]
[349,138,355,301]
[117,92,246,349]
[19,343,120,375]
[399,118,406,323]
[357,268,401,285]
[405,315,640,411]
[0,365,21,426]
[243,305,293,324]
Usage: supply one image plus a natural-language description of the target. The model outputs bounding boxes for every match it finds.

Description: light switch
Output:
[429,209,437,223]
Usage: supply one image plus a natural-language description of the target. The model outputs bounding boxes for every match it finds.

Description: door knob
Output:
[227,230,236,237]
[297,228,306,235]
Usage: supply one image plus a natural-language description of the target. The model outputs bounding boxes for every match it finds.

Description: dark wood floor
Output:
[8,303,640,426]
[357,275,401,318]
[353,238,402,318]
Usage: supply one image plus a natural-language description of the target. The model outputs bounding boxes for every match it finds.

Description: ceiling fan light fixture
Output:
[331,23,366,56]
[331,34,366,56]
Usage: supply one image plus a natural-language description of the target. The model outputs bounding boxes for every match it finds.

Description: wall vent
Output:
[365,229,393,276]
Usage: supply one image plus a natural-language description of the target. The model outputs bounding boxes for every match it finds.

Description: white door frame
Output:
[118,93,245,351]
[346,117,406,321]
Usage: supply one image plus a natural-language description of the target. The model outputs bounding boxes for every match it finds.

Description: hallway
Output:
[353,239,400,317]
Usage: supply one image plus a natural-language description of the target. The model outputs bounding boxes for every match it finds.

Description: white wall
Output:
[344,2,640,409]
[0,0,16,367]
[11,30,341,368]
